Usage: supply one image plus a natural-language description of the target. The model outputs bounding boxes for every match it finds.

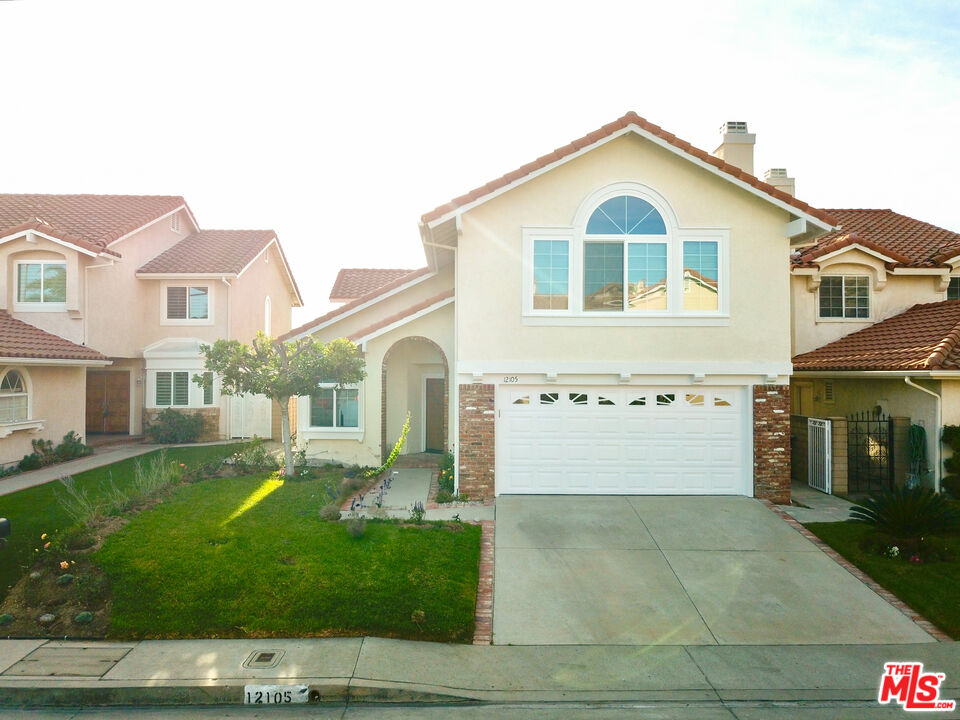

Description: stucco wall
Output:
[0,365,87,466]
[229,243,297,343]
[791,252,948,356]
[299,302,454,467]
[792,376,941,487]
[456,133,794,368]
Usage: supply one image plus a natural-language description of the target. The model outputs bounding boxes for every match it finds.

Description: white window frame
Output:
[817,274,871,322]
[948,276,960,301]
[0,366,43,436]
[161,282,214,326]
[147,368,217,409]
[13,258,68,313]
[264,296,272,336]
[297,383,363,441]
[521,183,729,326]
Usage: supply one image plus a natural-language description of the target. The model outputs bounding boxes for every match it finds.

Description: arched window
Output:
[264,296,272,336]
[525,184,725,318]
[584,195,669,312]
[0,369,29,423]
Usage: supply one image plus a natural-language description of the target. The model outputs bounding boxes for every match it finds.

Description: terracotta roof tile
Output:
[0,312,107,362]
[280,267,431,340]
[137,230,276,275]
[793,300,960,371]
[0,194,187,256]
[348,289,455,341]
[794,209,960,268]
[329,268,415,302]
[420,112,838,227]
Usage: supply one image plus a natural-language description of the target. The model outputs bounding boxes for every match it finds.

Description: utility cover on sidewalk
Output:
[3,644,132,677]
[243,649,284,669]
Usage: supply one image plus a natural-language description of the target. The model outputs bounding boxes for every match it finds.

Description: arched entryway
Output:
[380,336,449,461]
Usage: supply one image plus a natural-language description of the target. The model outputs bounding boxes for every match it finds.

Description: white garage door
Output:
[498,386,748,495]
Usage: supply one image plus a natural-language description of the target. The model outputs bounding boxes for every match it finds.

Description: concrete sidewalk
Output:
[781,482,858,523]
[0,637,958,708]
[0,441,242,498]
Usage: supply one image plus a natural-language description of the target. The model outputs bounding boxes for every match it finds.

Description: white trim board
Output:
[285,271,438,341]
[423,123,837,234]
[353,296,454,349]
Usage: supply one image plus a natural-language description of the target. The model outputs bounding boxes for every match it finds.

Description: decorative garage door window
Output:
[499,386,745,495]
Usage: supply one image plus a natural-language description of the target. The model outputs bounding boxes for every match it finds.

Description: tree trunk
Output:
[278,396,295,478]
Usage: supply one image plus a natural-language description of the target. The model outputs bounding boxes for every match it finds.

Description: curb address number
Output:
[244,684,309,704]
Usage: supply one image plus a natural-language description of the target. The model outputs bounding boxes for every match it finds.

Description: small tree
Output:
[195,334,365,477]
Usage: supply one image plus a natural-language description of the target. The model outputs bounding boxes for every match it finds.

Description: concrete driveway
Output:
[493,496,937,645]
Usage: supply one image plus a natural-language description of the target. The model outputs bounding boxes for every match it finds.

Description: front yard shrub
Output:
[54,476,103,526]
[231,438,279,474]
[435,489,454,504]
[55,432,93,462]
[145,408,204,444]
[850,486,960,538]
[438,452,454,494]
[345,515,366,538]
[319,504,341,521]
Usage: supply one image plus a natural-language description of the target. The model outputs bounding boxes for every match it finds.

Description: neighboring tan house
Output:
[284,112,839,503]
[0,194,302,465]
[790,210,960,492]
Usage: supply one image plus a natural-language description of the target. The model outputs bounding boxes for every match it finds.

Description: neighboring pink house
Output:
[0,194,302,465]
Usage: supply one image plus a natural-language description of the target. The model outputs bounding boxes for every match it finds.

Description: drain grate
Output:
[243,649,284,669]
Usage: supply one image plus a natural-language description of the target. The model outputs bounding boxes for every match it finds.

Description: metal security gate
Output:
[807,418,832,493]
[847,411,893,493]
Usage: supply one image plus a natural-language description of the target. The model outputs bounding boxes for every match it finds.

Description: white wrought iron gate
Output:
[807,417,832,494]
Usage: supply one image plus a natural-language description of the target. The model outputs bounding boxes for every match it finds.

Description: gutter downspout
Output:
[904,376,942,492]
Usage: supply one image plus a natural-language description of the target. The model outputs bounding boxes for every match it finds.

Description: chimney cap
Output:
[764,168,790,179]
[720,121,749,134]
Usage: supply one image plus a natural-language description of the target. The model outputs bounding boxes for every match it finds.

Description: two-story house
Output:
[790,210,960,492]
[284,112,840,504]
[0,195,302,465]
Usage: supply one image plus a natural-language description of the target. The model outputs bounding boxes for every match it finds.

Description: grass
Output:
[0,444,242,599]
[95,473,481,642]
[805,521,960,639]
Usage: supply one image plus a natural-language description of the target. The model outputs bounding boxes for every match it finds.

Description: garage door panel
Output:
[498,386,747,495]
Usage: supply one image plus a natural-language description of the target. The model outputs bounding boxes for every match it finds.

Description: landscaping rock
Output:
[37,613,55,625]
[0,614,13,626]
[74,611,94,625]
[29,571,41,580]
[55,573,75,586]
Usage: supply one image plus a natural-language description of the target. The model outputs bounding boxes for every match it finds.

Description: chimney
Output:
[713,121,755,175]
[763,168,796,197]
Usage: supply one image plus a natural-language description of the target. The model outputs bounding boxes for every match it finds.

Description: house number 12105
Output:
[503,376,519,383]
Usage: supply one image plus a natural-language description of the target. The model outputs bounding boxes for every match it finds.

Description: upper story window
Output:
[949,277,960,300]
[165,285,210,322]
[16,261,66,308]
[819,275,869,319]
[0,369,28,423]
[524,185,727,323]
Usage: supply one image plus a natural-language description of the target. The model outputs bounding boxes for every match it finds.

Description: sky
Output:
[2,0,959,324]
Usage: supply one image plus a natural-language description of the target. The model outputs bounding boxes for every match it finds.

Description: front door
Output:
[86,371,130,434]
[424,377,444,453]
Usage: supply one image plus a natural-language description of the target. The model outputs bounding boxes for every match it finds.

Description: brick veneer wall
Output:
[753,384,790,504]
[458,383,495,499]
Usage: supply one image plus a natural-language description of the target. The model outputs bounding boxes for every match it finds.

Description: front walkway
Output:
[493,495,935,645]
[0,440,241,497]
[782,481,858,523]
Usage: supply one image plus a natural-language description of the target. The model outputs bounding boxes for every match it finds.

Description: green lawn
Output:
[805,521,960,639]
[95,473,481,642]
[0,444,242,599]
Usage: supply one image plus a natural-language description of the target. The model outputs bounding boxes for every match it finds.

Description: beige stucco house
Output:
[0,195,302,465]
[791,210,960,493]
[285,113,841,503]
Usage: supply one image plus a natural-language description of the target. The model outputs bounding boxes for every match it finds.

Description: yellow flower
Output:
[60,561,69,570]
[41,533,47,540]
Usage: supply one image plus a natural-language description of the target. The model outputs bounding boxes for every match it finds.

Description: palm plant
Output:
[849,486,959,538]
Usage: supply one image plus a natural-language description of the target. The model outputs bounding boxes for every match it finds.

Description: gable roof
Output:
[793,300,960,371]
[0,194,187,257]
[137,230,276,275]
[137,230,303,306]
[348,289,455,343]
[330,268,414,302]
[0,312,108,362]
[793,209,960,268]
[281,267,432,340]
[420,111,838,229]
